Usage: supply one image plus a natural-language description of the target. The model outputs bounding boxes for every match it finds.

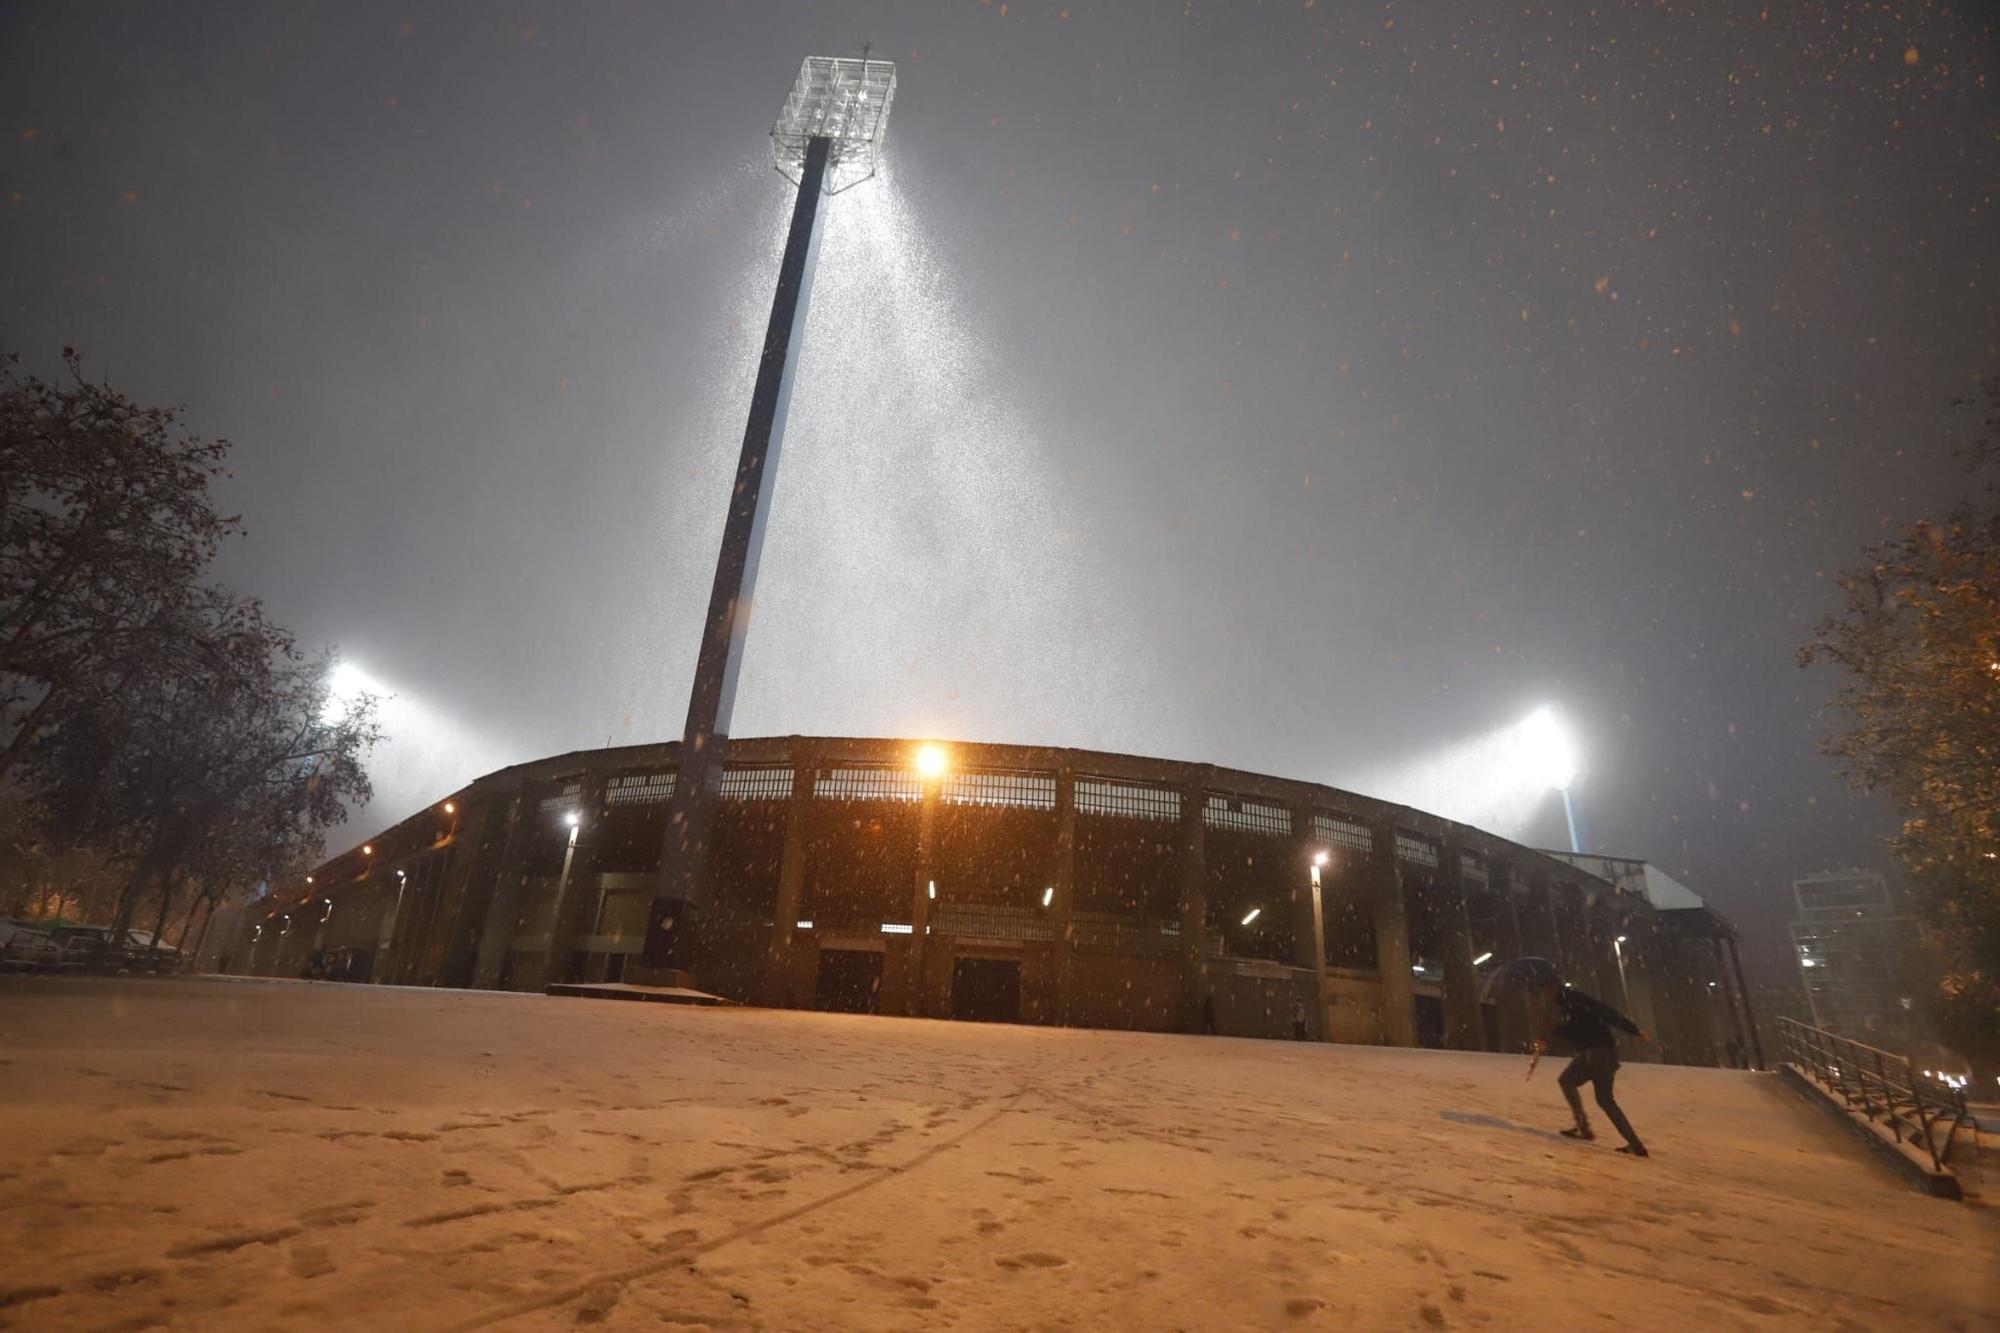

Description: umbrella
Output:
[1481,956,1564,1080]
[1478,954,1562,1004]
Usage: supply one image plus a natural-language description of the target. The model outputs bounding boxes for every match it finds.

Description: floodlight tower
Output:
[1521,706,1585,855]
[644,56,897,981]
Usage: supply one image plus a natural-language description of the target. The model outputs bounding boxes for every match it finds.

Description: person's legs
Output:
[1557,1057,1592,1135]
[1589,1056,1644,1150]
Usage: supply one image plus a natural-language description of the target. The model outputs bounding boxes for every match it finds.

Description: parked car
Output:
[47,925,166,975]
[0,920,65,973]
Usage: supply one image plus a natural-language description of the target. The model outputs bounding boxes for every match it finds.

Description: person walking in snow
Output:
[1535,981,1651,1158]
[1291,996,1308,1041]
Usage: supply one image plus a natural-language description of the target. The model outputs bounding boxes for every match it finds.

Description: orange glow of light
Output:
[362,844,374,855]
[914,742,948,779]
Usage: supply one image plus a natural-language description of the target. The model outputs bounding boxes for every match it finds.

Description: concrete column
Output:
[1177,771,1212,1031]
[1367,823,1417,1048]
[1524,876,1562,968]
[1712,937,1753,1068]
[436,799,512,989]
[1726,935,1765,1069]
[472,797,535,989]
[402,847,458,985]
[1437,843,1482,1051]
[1490,866,1533,1054]
[907,774,941,1017]
[765,750,816,1006]
[1053,768,1076,1026]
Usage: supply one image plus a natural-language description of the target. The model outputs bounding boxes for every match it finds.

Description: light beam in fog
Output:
[323,659,513,833]
[614,157,1156,753]
[1353,704,1585,845]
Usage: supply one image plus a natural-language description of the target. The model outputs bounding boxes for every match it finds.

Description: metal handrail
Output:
[1775,1016,1974,1175]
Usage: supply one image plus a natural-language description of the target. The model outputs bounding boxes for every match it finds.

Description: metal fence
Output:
[1776,1016,1975,1177]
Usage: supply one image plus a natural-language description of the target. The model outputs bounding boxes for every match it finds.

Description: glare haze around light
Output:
[1351,704,1584,843]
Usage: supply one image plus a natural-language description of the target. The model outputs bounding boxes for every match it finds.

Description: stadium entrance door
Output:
[950,957,1021,1023]
[815,949,883,1013]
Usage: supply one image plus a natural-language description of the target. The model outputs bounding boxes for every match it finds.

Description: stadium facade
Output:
[219,736,1758,1066]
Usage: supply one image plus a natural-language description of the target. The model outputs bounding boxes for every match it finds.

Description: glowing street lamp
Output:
[651,55,898,977]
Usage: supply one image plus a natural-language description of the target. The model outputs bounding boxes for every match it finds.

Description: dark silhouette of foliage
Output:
[1803,374,2000,1077]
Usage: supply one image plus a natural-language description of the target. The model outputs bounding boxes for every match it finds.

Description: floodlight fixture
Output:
[1521,706,1579,791]
[773,56,897,194]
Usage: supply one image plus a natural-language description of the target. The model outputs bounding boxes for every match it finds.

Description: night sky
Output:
[4,2,1994,982]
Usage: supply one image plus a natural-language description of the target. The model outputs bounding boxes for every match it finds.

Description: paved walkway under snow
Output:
[0,978,1992,1330]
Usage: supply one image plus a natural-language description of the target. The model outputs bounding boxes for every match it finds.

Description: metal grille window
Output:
[1314,812,1373,854]
[1075,778,1180,822]
[1071,912,1181,957]
[1204,793,1291,838]
[605,772,676,806]
[537,782,584,814]
[1460,851,1489,887]
[942,770,1056,810]
[1396,832,1441,868]
[814,767,922,803]
[720,767,794,801]
[931,904,1053,942]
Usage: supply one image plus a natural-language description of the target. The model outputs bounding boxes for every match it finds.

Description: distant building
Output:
[1788,869,1915,1046]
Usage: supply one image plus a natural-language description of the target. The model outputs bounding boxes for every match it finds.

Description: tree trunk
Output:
[174,893,205,949]
[149,872,177,948]
[191,897,217,963]
[111,872,147,938]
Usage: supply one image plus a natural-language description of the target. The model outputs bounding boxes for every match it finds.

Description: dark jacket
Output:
[1551,987,1639,1054]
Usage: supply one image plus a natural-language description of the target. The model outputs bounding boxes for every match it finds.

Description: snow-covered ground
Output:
[0,979,1992,1331]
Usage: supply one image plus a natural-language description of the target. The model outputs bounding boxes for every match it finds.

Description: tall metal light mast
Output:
[643,56,897,982]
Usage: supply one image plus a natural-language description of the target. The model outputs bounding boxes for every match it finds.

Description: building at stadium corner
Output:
[220,736,1760,1068]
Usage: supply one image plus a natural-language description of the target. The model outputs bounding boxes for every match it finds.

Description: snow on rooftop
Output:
[0,979,1990,1328]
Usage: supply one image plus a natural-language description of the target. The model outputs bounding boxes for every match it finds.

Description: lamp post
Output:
[647,55,897,981]
[547,810,584,984]
[1306,851,1331,1041]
